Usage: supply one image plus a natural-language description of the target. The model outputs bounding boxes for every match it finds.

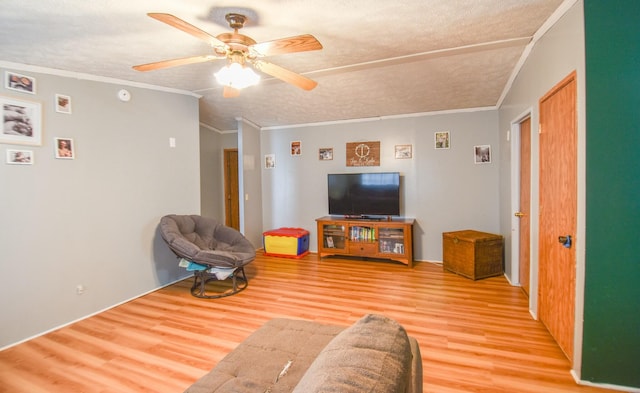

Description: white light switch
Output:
[169,137,176,148]
[245,194,249,201]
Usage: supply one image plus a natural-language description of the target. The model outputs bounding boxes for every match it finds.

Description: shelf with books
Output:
[349,226,376,242]
[316,216,415,267]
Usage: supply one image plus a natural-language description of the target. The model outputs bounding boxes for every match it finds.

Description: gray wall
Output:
[238,119,263,246]
[200,127,223,219]
[260,110,500,262]
[200,127,238,222]
[497,0,586,376]
[0,65,200,349]
[200,125,223,219]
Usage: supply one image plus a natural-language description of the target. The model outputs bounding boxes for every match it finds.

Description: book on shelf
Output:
[326,236,335,248]
[350,226,375,241]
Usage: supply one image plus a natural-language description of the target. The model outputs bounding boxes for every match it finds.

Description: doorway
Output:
[224,149,240,230]
[538,71,577,361]
[517,116,532,297]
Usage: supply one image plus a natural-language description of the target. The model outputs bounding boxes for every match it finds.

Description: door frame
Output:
[509,108,537,316]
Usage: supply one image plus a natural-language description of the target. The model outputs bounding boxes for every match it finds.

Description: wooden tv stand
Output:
[316,216,415,267]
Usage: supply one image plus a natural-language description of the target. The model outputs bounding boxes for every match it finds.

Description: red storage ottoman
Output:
[263,227,310,258]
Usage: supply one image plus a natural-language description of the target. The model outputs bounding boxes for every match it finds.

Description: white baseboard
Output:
[571,370,640,392]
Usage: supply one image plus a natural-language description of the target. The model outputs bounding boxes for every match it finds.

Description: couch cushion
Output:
[292,314,413,393]
[184,318,344,393]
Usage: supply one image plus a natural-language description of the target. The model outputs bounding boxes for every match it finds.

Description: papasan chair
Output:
[159,214,256,299]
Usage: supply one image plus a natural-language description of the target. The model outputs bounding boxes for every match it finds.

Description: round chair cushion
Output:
[160,214,255,268]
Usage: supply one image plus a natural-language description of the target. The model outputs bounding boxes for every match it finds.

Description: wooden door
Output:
[223,149,240,230]
[538,72,577,361]
[518,117,531,297]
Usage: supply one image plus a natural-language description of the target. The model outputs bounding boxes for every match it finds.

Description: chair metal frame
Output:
[190,266,248,299]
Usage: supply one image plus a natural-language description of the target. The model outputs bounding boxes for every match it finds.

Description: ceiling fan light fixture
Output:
[214,62,260,89]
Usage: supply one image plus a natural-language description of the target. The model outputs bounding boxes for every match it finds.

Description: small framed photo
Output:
[55,137,75,159]
[55,94,72,114]
[5,71,36,94]
[435,131,450,149]
[474,145,491,164]
[319,147,333,160]
[6,149,33,165]
[395,144,412,159]
[265,154,275,169]
[290,141,301,156]
[1,96,43,146]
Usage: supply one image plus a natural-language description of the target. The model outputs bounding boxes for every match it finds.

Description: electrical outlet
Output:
[76,284,85,295]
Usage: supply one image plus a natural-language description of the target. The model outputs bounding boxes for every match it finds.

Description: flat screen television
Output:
[328,172,400,218]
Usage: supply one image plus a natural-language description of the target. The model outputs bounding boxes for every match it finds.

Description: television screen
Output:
[328,172,400,217]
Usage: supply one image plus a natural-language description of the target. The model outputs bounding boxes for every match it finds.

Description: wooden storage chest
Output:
[442,230,504,280]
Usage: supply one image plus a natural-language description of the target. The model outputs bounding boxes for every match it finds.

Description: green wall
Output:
[583,0,640,387]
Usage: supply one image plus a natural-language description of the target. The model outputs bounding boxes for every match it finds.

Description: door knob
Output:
[558,235,572,248]
[514,212,525,217]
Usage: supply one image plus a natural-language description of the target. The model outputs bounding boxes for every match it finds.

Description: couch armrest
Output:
[292,314,415,393]
[407,337,423,393]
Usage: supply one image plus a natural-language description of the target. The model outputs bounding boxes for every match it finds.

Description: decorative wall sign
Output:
[5,71,36,94]
[319,147,333,160]
[290,141,301,156]
[346,141,380,167]
[1,96,42,146]
[435,131,450,149]
[474,145,491,164]
[6,149,33,165]
[55,94,72,114]
[55,138,74,159]
[395,144,412,159]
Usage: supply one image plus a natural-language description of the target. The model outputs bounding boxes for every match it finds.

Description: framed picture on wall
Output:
[265,154,276,169]
[5,71,36,94]
[474,145,491,164]
[6,149,33,165]
[55,94,72,114]
[55,137,75,159]
[395,144,412,159]
[1,96,43,146]
[290,141,301,156]
[435,131,450,149]
[319,147,333,160]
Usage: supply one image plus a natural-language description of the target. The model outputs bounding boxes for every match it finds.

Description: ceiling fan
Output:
[133,13,323,97]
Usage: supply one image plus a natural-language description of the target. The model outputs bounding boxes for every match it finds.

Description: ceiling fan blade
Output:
[147,13,228,49]
[253,60,317,91]
[223,86,241,98]
[132,55,217,72]
[249,34,323,57]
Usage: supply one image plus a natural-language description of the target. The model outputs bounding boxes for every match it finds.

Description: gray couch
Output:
[185,314,423,393]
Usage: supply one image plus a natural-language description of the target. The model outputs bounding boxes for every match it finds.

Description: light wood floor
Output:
[0,252,616,393]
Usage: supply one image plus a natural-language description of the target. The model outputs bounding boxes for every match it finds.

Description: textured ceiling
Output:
[0,0,566,131]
